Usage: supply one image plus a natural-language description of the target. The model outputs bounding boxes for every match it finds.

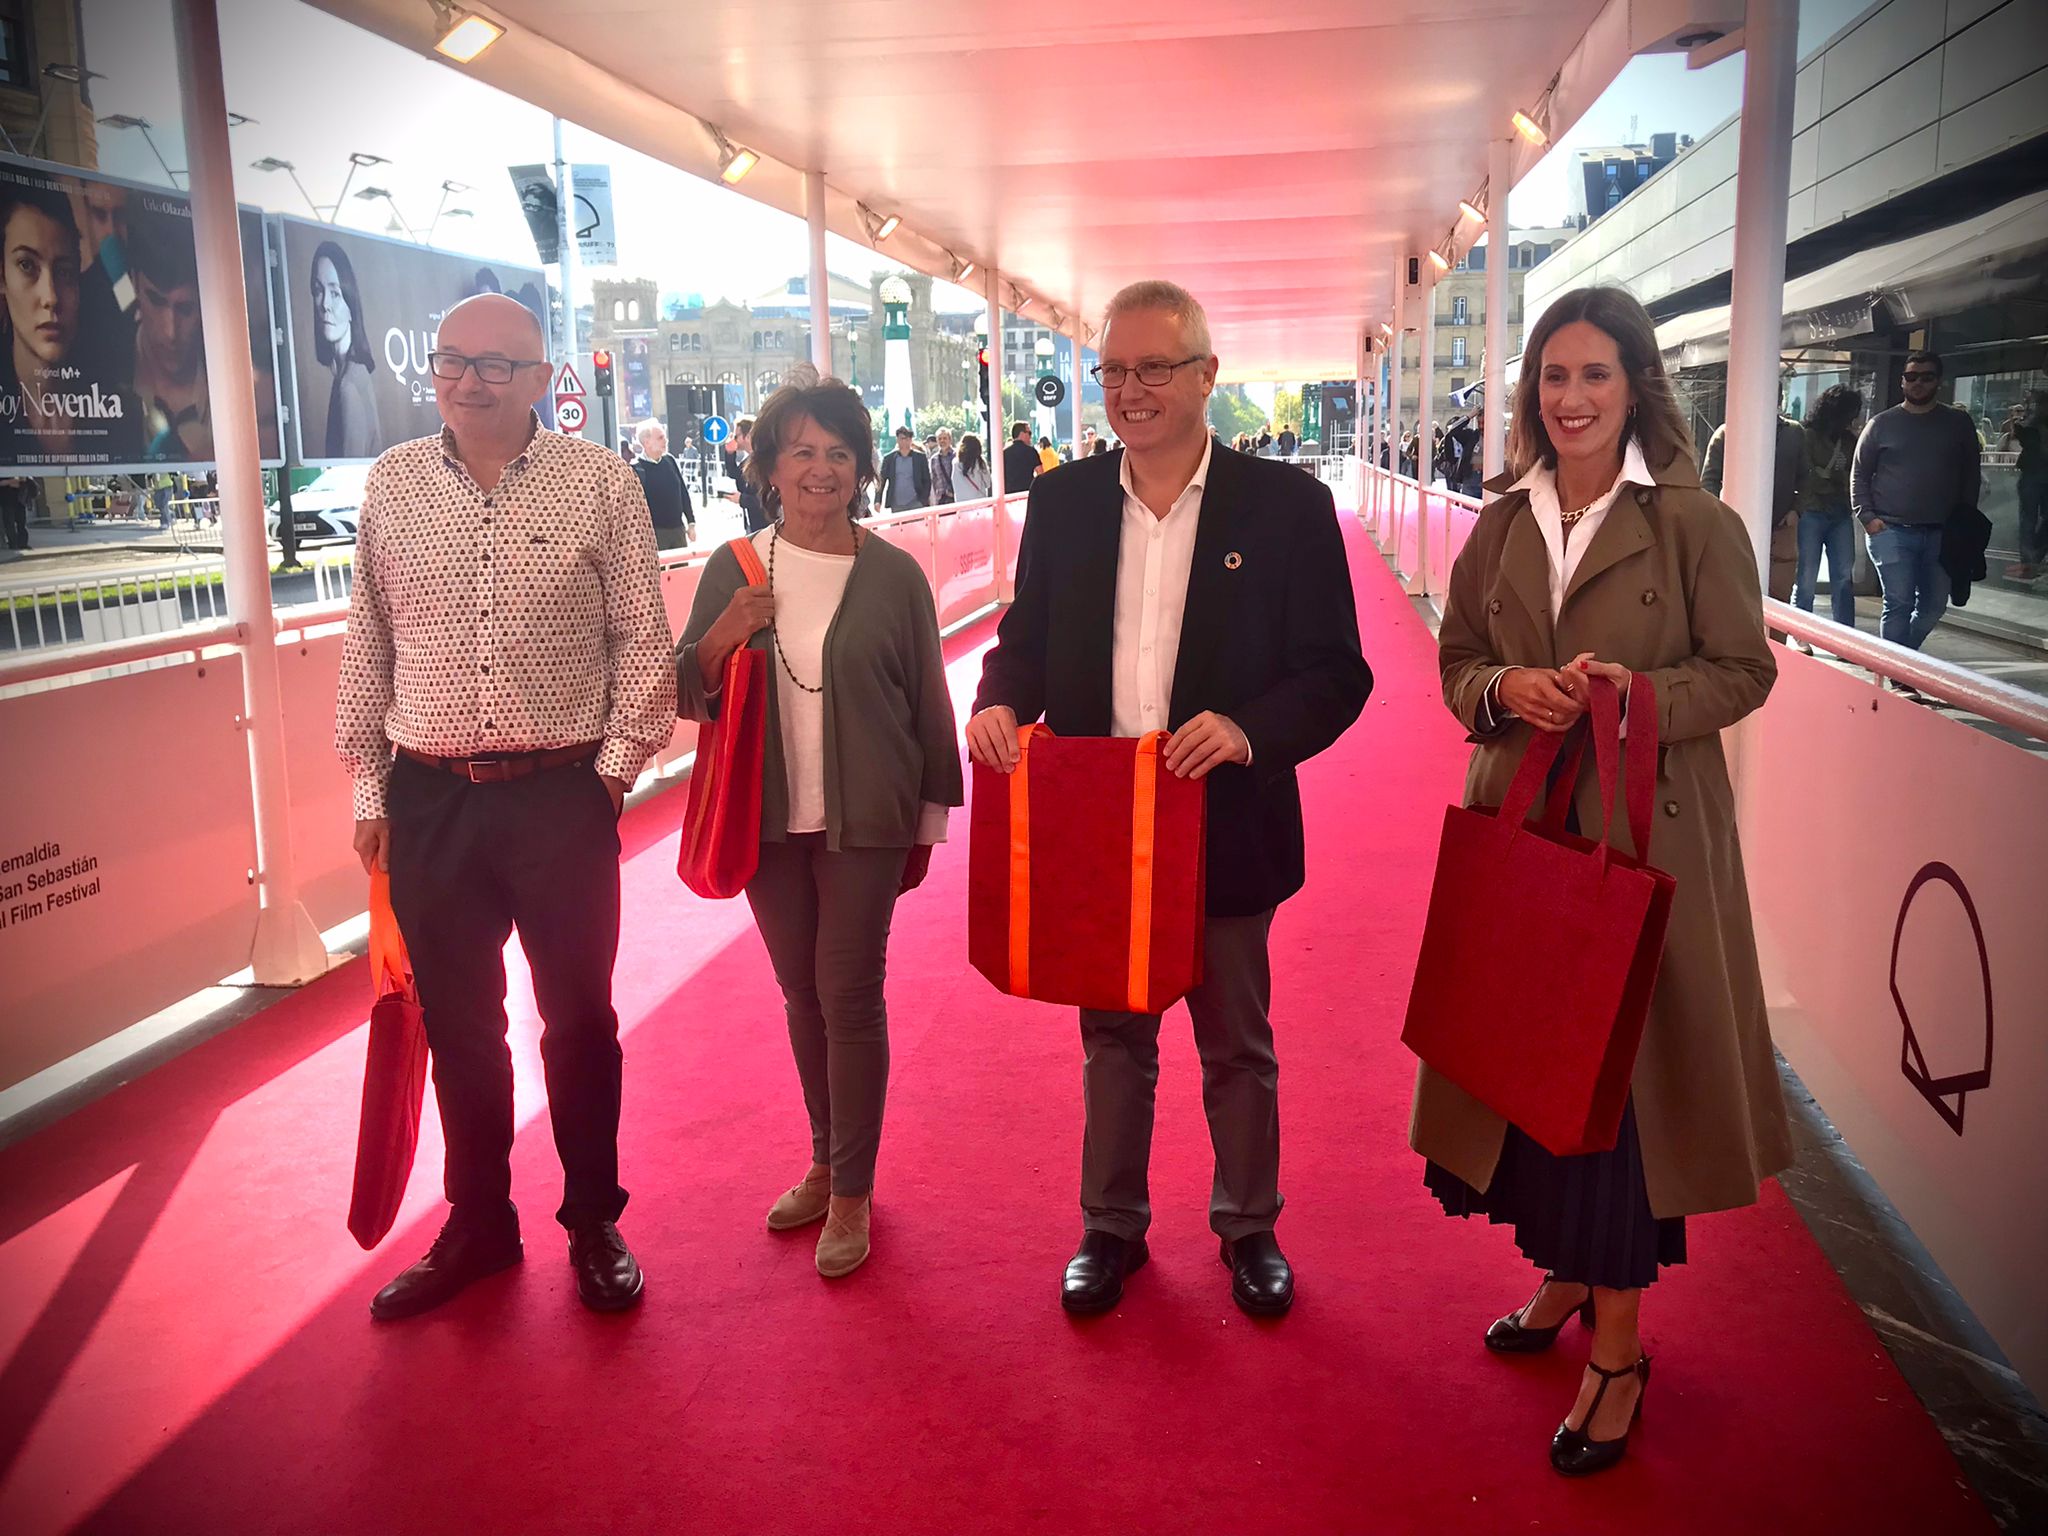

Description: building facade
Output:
[1392,225,1576,434]
[587,271,979,428]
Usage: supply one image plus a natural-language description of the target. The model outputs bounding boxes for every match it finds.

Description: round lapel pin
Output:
[1224,551,1243,570]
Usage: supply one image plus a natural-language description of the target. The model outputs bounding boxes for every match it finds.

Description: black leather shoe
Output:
[1486,1275,1595,1353]
[1061,1231,1148,1314]
[568,1221,644,1311]
[1551,1356,1651,1476]
[370,1217,523,1321]
[1220,1231,1294,1316]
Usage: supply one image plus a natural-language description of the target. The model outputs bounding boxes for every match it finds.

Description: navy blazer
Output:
[973,444,1372,917]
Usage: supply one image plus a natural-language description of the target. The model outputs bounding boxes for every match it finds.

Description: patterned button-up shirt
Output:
[335,416,676,819]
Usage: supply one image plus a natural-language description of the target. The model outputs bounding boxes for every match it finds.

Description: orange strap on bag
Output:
[1004,726,1169,1014]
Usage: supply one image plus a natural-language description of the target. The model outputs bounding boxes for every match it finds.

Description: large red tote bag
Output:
[678,537,771,899]
[1400,675,1677,1156]
[968,725,1207,1015]
[349,867,429,1249]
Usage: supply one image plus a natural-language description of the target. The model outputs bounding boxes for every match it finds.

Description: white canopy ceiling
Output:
[313,0,1624,381]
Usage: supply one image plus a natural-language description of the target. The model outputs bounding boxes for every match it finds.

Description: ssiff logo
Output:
[1892,862,1992,1135]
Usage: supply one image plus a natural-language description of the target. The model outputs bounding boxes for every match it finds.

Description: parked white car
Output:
[266,464,370,544]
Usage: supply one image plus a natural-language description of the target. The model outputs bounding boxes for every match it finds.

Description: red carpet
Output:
[0,520,1991,1535]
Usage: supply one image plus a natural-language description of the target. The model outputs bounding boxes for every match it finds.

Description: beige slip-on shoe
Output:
[766,1164,832,1231]
[815,1193,872,1278]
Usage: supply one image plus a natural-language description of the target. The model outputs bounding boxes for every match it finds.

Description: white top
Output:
[1111,436,1213,738]
[1483,439,1656,732]
[752,528,950,843]
[1506,437,1656,619]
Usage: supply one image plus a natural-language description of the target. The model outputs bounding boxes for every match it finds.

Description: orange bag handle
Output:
[728,535,767,587]
[367,866,413,1001]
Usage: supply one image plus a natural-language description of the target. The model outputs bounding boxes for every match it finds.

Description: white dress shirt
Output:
[1479,439,1655,731]
[1110,436,1212,738]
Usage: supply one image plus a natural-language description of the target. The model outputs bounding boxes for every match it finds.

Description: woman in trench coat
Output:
[1410,285,1793,1476]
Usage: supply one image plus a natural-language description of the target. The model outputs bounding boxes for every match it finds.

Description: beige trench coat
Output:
[1408,452,1795,1219]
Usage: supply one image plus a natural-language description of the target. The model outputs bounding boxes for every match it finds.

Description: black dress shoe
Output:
[370,1217,523,1321]
[568,1220,644,1311]
[1551,1356,1651,1476]
[1061,1231,1148,1314]
[1486,1275,1595,1353]
[1220,1231,1294,1316]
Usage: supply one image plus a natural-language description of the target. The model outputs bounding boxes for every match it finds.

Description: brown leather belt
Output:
[397,742,601,784]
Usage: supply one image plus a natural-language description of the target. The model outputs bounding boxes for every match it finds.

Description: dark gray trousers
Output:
[1077,909,1282,1242]
[745,834,909,1199]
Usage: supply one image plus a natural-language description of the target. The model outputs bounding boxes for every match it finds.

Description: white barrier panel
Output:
[276,632,369,932]
[1744,651,2048,1398]
[933,503,1000,630]
[0,658,259,1087]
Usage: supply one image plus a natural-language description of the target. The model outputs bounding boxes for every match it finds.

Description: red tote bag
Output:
[349,868,429,1249]
[968,726,1206,1015]
[1400,675,1676,1157]
[678,538,771,899]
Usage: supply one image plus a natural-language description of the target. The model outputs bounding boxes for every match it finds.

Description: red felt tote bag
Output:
[1399,674,1677,1157]
[348,867,429,1249]
[678,537,770,899]
[968,725,1206,1015]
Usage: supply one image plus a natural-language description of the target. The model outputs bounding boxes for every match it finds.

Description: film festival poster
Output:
[278,217,549,464]
[0,153,284,473]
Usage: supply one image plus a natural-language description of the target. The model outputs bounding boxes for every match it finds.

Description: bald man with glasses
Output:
[337,294,675,1321]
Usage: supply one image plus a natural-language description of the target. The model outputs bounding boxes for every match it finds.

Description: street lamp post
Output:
[250,156,322,220]
[98,114,184,185]
[846,320,860,391]
[1034,333,1056,445]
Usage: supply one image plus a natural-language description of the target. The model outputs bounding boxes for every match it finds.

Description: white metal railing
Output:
[308,550,357,605]
[1,554,232,655]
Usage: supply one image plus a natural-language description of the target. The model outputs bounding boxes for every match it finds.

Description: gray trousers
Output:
[745,834,909,1198]
[1078,909,1281,1242]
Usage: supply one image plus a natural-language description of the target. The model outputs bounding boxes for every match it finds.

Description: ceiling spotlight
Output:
[1457,198,1485,224]
[949,254,976,283]
[1511,110,1548,147]
[1427,249,1450,274]
[706,124,758,185]
[430,0,505,63]
[874,213,900,241]
[1015,296,1032,315]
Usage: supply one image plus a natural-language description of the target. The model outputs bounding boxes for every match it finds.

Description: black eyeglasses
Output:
[1091,356,1206,388]
[428,350,548,385]
[1901,370,1939,383]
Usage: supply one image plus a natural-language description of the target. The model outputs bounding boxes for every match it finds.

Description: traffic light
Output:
[978,346,989,408]
[592,349,615,398]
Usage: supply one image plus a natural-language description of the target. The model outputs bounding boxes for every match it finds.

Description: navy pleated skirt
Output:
[1424,1099,1686,1290]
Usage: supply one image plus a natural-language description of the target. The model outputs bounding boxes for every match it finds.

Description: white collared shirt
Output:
[1507,437,1657,619]
[1111,436,1213,738]
[1479,440,1655,733]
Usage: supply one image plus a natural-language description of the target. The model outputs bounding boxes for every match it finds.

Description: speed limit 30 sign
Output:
[556,397,588,432]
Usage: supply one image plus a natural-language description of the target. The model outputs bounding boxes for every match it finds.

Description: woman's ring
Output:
[1547,708,1556,721]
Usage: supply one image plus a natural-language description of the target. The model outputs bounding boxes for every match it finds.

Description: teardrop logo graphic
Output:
[1893,862,1992,1135]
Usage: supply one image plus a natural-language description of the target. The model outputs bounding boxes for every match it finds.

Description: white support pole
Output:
[553,118,578,369]
[1483,136,1512,482]
[986,268,1013,601]
[1724,0,1800,591]
[172,0,327,982]
[806,169,832,372]
[1413,263,1437,595]
[1069,318,1087,460]
[1383,260,1406,555]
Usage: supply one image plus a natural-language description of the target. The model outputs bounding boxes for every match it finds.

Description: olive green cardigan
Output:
[674,535,963,851]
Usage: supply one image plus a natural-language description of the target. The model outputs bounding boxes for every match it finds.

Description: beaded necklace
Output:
[766,519,863,695]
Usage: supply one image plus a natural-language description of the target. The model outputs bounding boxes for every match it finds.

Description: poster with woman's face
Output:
[0,154,282,472]
[277,217,546,465]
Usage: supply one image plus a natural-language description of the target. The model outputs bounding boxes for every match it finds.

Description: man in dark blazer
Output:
[968,280,1371,1318]
[876,425,933,511]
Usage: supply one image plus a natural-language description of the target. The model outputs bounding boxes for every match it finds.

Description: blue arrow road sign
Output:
[702,415,731,445]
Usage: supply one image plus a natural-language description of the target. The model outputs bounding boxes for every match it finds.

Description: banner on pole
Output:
[276,217,546,465]
[0,153,283,473]
[507,164,560,265]
[571,163,616,266]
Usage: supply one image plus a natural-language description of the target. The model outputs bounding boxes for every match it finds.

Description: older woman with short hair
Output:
[675,369,962,1279]
[1412,285,1791,1476]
